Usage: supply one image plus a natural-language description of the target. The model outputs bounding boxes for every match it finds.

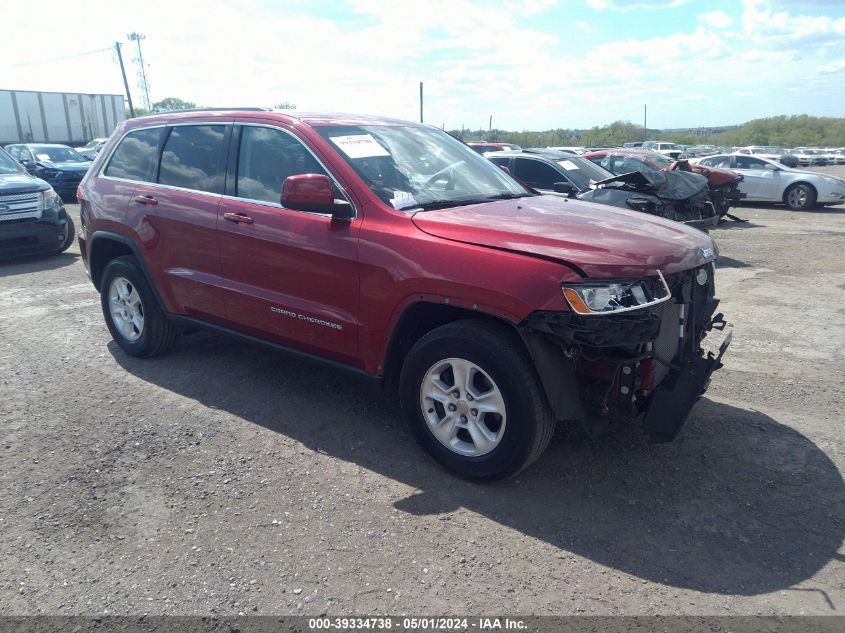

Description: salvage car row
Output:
[473,143,845,214]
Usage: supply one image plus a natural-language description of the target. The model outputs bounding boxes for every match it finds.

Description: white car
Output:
[691,153,845,210]
[818,148,843,165]
[641,141,684,159]
[736,146,798,167]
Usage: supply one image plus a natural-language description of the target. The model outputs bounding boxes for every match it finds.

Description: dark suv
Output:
[5,143,90,201]
[78,109,730,479]
[0,147,75,259]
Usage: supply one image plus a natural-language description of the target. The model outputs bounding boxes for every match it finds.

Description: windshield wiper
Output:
[414,198,488,211]
[483,192,535,200]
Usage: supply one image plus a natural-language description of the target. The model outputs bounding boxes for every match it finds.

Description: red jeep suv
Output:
[78,109,730,479]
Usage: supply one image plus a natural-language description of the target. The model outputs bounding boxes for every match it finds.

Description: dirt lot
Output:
[1,166,844,617]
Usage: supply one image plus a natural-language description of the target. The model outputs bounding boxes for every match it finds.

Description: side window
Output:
[7,146,20,160]
[159,125,227,194]
[513,159,563,189]
[104,127,166,182]
[735,156,766,170]
[488,157,509,168]
[236,126,329,205]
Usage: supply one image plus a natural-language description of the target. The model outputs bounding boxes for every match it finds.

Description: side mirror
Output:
[281,173,353,220]
[764,164,780,172]
[498,165,511,174]
[19,158,30,165]
[553,181,576,196]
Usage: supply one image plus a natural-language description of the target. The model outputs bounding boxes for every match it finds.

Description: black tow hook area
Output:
[643,332,731,443]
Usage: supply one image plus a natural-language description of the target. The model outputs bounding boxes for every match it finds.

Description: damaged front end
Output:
[519,263,731,442]
[578,170,719,230]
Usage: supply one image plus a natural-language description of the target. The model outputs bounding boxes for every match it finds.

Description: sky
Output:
[1,0,844,131]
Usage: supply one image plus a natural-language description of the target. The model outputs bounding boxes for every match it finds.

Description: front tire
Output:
[57,215,75,253]
[784,183,816,210]
[99,256,180,358]
[399,320,555,479]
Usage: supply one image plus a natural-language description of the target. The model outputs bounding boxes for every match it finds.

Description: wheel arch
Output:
[383,301,523,387]
[782,180,818,204]
[88,231,167,311]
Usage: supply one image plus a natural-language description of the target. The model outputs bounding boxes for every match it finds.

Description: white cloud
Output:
[818,59,845,74]
[504,0,558,15]
[586,0,689,11]
[698,11,733,29]
[0,0,842,130]
[741,0,845,45]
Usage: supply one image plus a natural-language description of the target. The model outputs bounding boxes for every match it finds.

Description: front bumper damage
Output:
[520,263,731,441]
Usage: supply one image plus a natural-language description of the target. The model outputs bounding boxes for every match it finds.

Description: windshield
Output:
[31,145,87,163]
[0,148,24,174]
[556,155,613,189]
[315,125,531,211]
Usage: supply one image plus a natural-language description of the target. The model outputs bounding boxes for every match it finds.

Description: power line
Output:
[11,47,113,67]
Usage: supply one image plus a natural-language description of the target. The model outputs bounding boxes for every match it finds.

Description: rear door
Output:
[215,122,360,365]
[127,123,230,321]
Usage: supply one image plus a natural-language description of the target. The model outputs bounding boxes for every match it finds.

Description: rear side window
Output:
[159,125,227,194]
[104,128,165,182]
[236,126,329,204]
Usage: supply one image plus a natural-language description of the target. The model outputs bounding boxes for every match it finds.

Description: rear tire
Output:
[399,319,555,479]
[784,183,816,210]
[100,256,180,358]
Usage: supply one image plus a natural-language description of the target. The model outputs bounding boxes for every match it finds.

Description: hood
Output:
[40,161,90,172]
[0,172,51,195]
[411,195,716,278]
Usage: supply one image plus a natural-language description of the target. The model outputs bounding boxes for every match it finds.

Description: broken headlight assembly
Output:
[562,271,672,316]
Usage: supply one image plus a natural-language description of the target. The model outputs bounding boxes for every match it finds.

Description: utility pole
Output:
[128,32,151,110]
[115,42,134,118]
[643,104,647,141]
[489,115,492,137]
[419,81,423,123]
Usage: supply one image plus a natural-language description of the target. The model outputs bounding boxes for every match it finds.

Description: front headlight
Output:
[41,188,61,210]
[562,271,672,316]
[819,175,845,185]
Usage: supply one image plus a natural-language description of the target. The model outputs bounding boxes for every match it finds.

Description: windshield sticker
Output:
[36,154,51,161]
[330,134,390,159]
[390,190,418,210]
[558,160,578,171]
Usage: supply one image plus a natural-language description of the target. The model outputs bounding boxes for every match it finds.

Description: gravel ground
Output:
[1,166,843,617]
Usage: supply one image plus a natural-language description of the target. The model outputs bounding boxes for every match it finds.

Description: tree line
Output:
[451,115,845,148]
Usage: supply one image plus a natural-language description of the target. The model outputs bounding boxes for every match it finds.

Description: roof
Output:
[13,143,74,148]
[125,109,424,129]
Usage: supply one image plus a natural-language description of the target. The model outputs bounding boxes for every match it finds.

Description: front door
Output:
[216,122,360,366]
[733,155,781,200]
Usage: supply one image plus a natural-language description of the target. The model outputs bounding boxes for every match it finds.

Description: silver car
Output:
[692,153,845,210]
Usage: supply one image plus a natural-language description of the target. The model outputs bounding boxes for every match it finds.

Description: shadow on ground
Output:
[0,251,79,277]
[111,331,845,597]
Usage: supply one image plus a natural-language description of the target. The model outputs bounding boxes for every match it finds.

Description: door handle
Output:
[133,195,158,206]
[223,212,254,224]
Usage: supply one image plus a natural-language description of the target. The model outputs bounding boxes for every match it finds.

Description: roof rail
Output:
[135,107,272,117]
